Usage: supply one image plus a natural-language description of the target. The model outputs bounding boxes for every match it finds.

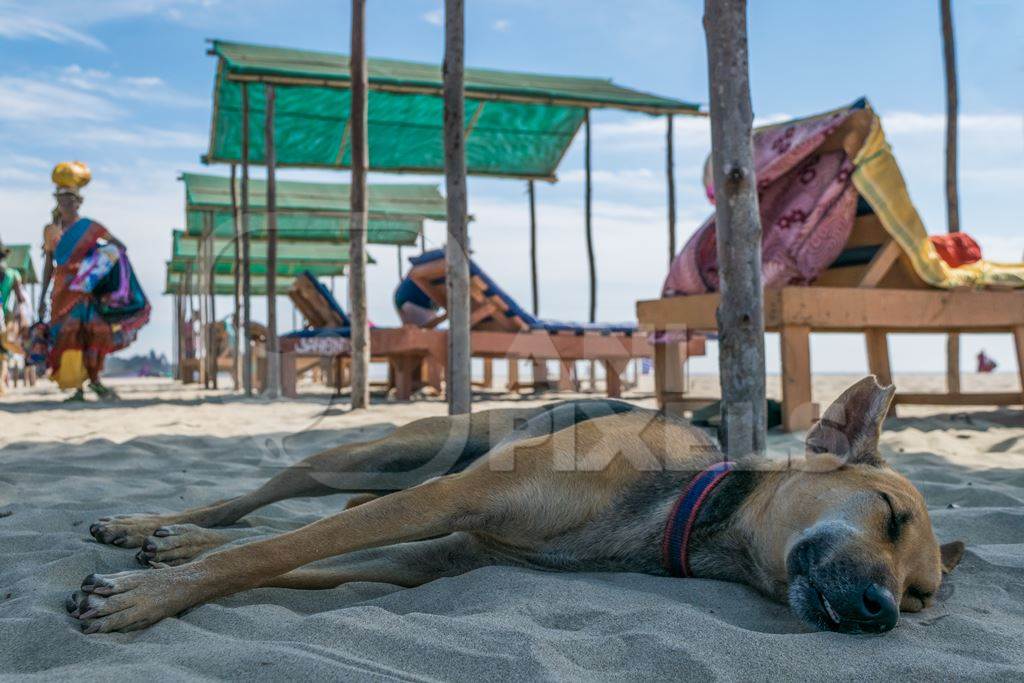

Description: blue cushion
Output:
[303,271,350,327]
[281,326,351,339]
[394,276,438,311]
[537,319,637,336]
[408,249,639,334]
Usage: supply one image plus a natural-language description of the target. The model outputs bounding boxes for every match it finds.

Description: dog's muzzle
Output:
[786,534,900,634]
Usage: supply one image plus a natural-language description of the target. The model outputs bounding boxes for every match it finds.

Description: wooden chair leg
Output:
[653,338,684,410]
[865,329,896,417]
[531,360,549,391]
[1013,326,1024,405]
[507,359,519,391]
[481,358,493,389]
[280,352,298,398]
[947,333,961,394]
[781,325,814,432]
[603,359,628,398]
[558,360,575,391]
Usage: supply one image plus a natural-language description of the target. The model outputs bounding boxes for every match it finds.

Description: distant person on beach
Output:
[0,238,30,394]
[976,349,997,373]
[37,162,150,402]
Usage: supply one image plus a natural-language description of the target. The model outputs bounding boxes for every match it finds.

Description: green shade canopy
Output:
[166,270,299,296]
[5,244,38,284]
[206,40,703,180]
[172,229,373,265]
[167,259,348,278]
[183,172,440,244]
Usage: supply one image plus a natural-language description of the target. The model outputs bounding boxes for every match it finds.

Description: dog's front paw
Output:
[135,524,233,567]
[88,514,178,548]
[67,567,200,633]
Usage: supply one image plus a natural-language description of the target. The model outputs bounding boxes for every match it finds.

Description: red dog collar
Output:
[662,460,735,577]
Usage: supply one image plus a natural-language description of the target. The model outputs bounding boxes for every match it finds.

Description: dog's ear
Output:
[940,540,966,574]
[805,375,895,466]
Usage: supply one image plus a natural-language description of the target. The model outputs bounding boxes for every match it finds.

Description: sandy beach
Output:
[1,375,1023,680]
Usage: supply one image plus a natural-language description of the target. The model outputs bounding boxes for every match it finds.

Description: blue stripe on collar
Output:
[662,460,735,578]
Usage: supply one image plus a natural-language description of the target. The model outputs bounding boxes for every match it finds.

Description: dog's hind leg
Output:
[89,408,539,548]
[260,532,505,590]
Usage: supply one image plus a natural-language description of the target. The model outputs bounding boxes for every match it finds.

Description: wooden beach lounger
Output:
[639,100,1024,431]
[281,272,445,399]
[405,250,704,398]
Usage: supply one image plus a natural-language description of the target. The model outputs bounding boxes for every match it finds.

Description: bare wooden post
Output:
[584,110,598,392]
[704,0,767,456]
[241,83,253,396]
[204,211,218,389]
[584,110,596,323]
[666,113,677,268]
[528,180,539,315]
[229,163,242,390]
[528,179,548,390]
[941,0,961,394]
[348,0,371,410]
[444,0,471,414]
[264,83,280,398]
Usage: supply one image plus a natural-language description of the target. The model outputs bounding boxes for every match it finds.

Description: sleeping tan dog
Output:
[70,376,963,634]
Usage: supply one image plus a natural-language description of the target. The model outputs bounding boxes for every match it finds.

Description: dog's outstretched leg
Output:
[72,473,501,633]
[89,408,537,548]
[260,532,503,589]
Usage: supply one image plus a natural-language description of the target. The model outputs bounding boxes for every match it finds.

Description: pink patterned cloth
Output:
[663,108,860,296]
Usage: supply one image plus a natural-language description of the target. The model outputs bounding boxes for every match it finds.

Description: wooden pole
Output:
[444,0,471,415]
[941,0,961,393]
[205,211,218,389]
[666,113,677,268]
[264,83,280,398]
[348,0,371,410]
[584,110,596,323]
[229,163,242,391]
[528,179,549,391]
[704,0,766,456]
[241,83,253,396]
[529,180,539,315]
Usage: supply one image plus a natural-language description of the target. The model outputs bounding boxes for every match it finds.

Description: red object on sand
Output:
[929,233,983,268]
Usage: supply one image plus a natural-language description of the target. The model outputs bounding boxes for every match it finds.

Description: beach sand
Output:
[1,375,1023,680]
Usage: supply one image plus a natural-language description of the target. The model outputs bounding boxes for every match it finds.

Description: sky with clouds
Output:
[1,0,1022,375]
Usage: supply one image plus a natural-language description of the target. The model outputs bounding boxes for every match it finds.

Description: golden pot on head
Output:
[51,161,92,190]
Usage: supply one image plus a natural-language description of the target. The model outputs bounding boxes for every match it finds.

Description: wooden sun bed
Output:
[281,273,445,399]
[407,250,704,398]
[637,209,1024,431]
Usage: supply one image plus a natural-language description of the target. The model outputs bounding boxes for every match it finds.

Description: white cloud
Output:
[422,8,442,26]
[493,18,511,32]
[881,112,1022,135]
[76,126,207,149]
[0,77,120,122]
[0,0,221,50]
[59,64,205,107]
[0,8,106,49]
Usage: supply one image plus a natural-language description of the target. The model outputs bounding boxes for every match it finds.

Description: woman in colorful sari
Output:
[0,239,30,394]
[38,184,133,401]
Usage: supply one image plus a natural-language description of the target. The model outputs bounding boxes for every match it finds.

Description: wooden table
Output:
[638,287,1024,431]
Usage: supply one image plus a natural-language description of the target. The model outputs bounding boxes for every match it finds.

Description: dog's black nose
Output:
[858,583,899,632]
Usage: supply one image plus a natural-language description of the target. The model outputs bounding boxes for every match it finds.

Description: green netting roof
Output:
[165,270,298,296]
[206,40,702,180]
[172,229,372,266]
[5,244,38,284]
[167,258,347,278]
[182,172,437,245]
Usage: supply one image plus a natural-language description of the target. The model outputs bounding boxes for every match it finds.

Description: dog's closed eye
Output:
[878,492,913,542]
